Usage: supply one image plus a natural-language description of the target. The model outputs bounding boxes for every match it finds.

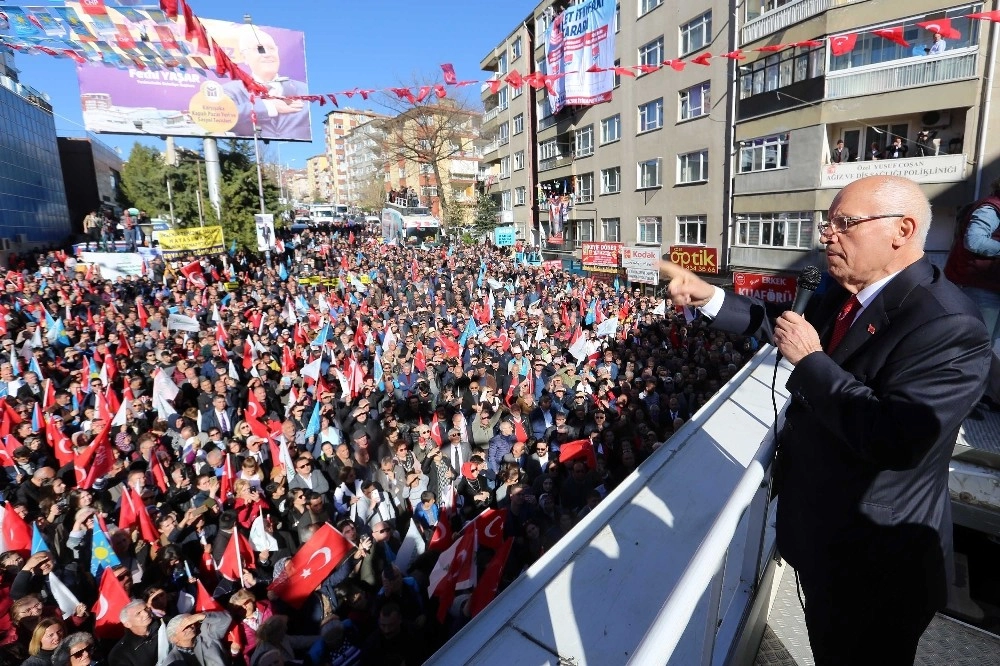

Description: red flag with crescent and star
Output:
[92,566,130,639]
[268,523,353,608]
[469,507,507,550]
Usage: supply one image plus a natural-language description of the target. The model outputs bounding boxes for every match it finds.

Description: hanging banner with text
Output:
[621,245,659,271]
[543,0,616,114]
[819,154,966,188]
[582,241,621,273]
[627,267,659,285]
[156,225,226,258]
[668,245,719,274]
[733,272,796,305]
[78,252,144,281]
[493,226,516,247]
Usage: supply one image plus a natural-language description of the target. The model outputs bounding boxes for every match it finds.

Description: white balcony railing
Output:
[483,140,500,155]
[497,135,510,147]
[825,48,978,100]
[740,0,865,45]
[483,106,501,123]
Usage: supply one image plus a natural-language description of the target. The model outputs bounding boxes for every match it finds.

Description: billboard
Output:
[544,0,616,115]
[71,12,311,141]
[667,245,719,274]
[157,225,225,258]
[621,245,659,271]
[733,272,796,305]
[582,241,621,272]
[255,214,276,252]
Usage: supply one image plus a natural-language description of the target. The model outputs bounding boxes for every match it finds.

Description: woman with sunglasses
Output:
[51,632,98,666]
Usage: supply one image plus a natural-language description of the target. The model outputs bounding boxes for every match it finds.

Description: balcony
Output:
[483,140,500,155]
[825,48,978,100]
[740,0,865,45]
[483,106,502,123]
[538,153,573,172]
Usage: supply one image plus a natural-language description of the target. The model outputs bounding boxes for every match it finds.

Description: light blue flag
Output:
[28,356,43,379]
[458,318,479,347]
[278,263,288,281]
[585,300,596,326]
[90,525,121,577]
[304,400,322,439]
[31,524,49,555]
[477,260,486,288]
[373,351,385,391]
[45,310,57,331]
[313,323,331,347]
[614,275,621,293]
[229,239,237,256]
[38,280,47,295]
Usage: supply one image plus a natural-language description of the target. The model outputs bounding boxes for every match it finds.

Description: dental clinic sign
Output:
[820,154,966,188]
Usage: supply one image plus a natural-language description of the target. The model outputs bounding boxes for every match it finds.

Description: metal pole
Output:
[195,163,206,227]
[252,124,267,215]
[202,137,222,219]
[166,175,175,224]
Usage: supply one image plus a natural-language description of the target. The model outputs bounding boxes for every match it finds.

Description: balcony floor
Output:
[756,561,1000,666]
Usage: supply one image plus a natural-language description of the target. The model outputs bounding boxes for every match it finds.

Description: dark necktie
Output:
[827,295,861,353]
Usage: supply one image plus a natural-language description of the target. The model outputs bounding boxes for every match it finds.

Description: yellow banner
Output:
[157,226,225,258]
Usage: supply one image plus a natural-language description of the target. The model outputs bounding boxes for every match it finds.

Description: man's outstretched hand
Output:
[659,259,715,308]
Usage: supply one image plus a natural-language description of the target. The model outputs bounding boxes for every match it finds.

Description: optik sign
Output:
[668,246,719,274]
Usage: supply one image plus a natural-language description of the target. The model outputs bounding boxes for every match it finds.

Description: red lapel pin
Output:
[867,324,876,334]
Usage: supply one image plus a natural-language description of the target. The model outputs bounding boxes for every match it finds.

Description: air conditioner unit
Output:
[921,111,951,129]
[0,238,10,251]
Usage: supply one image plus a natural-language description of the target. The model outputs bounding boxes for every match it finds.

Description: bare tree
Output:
[373,85,482,227]
[356,175,387,213]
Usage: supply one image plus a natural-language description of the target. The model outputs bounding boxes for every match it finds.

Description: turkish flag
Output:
[872,26,909,48]
[413,344,427,373]
[217,531,256,580]
[180,261,206,289]
[429,507,454,552]
[150,453,169,493]
[440,63,458,85]
[76,427,115,489]
[194,580,224,612]
[468,537,514,617]
[968,10,1000,22]
[92,567,130,639]
[281,346,296,374]
[470,507,507,550]
[118,489,139,533]
[504,69,524,88]
[690,52,713,66]
[268,523,353,608]
[430,527,476,622]
[50,424,74,469]
[829,33,858,57]
[917,18,961,40]
[160,0,179,19]
[132,490,161,543]
[242,339,255,371]
[79,0,107,15]
[1,502,31,555]
[559,439,597,470]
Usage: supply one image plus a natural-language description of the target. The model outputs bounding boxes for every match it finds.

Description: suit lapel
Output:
[829,259,934,364]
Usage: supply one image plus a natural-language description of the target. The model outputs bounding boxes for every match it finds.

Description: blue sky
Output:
[14,0,535,166]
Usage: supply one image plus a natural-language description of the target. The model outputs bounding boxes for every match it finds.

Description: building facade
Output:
[482,0,734,285]
[482,0,1000,291]
[306,154,332,203]
[323,109,384,205]
[733,0,1000,279]
[344,119,387,211]
[56,136,124,232]
[0,47,71,246]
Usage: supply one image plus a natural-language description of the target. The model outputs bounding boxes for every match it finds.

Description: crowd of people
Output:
[0,225,752,666]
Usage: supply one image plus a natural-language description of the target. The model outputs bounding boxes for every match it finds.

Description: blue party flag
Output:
[90,523,121,577]
[278,263,288,281]
[304,400,322,439]
[229,239,237,256]
[31,524,49,554]
[373,350,385,392]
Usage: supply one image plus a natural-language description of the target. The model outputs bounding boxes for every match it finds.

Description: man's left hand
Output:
[773,312,823,365]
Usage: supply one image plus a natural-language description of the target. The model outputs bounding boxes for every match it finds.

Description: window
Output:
[539,138,560,160]
[678,150,709,184]
[536,12,551,37]
[637,159,661,189]
[601,167,621,194]
[739,134,789,173]
[514,151,525,171]
[676,215,707,245]
[421,186,439,197]
[512,84,522,99]
[638,37,664,73]
[574,125,594,157]
[679,82,711,121]
[577,173,594,203]
[498,122,509,145]
[638,216,662,245]
[640,0,663,16]
[739,43,825,100]
[419,163,434,174]
[514,186,526,206]
[579,219,595,242]
[498,52,508,75]
[614,59,622,88]
[830,11,979,73]
[680,11,712,56]
[737,212,813,249]
[512,36,522,60]
[638,99,663,133]
[601,115,621,144]
[501,190,512,210]
[513,113,524,135]
[500,156,511,178]
[602,217,621,242]
[497,87,508,111]
[615,2,620,32]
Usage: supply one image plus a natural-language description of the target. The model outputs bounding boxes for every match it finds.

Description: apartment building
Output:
[733,0,1000,278]
[345,119,387,209]
[481,0,734,284]
[305,154,332,202]
[323,109,384,204]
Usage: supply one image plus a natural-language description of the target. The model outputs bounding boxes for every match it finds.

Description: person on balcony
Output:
[830,139,851,163]
[926,32,947,55]
[883,136,909,159]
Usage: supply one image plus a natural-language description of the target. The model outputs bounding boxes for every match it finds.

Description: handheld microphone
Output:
[791,266,821,315]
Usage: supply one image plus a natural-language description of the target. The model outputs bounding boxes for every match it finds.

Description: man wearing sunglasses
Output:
[661,175,991,664]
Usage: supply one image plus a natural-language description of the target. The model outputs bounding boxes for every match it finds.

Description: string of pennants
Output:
[2,3,1000,110]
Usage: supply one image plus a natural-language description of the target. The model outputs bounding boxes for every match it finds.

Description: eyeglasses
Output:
[296,463,311,469]
[70,645,94,659]
[818,213,904,236]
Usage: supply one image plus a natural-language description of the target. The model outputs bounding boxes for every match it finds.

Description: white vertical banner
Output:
[254,214,276,252]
